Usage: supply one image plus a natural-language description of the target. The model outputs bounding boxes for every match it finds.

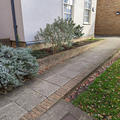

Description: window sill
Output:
[83,22,91,25]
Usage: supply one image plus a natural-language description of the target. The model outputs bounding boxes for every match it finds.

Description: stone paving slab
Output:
[6,87,46,111]
[61,113,77,120]
[0,103,27,120]
[0,96,12,109]
[59,69,80,79]
[44,74,70,86]
[30,80,60,97]
[36,100,93,120]
[15,89,46,111]
[36,70,55,80]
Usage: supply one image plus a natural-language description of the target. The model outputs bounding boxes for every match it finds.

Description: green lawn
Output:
[73,59,120,120]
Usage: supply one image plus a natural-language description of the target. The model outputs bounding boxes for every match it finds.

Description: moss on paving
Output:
[88,38,104,41]
[73,59,120,120]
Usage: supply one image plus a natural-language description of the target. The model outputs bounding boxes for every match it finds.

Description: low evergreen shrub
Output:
[74,25,84,39]
[0,45,39,91]
[35,17,84,53]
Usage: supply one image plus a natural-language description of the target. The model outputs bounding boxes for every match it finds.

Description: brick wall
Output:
[0,39,11,46]
[95,0,120,36]
[11,41,26,47]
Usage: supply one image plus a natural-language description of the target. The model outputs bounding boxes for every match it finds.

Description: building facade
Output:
[95,0,120,36]
[0,0,97,46]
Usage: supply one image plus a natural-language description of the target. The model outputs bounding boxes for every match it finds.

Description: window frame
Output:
[83,0,92,25]
[63,0,73,21]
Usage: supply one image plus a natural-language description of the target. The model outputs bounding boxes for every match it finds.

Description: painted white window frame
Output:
[63,0,73,20]
[83,0,92,24]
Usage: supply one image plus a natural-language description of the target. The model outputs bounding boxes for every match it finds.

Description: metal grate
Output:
[0,39,12,46]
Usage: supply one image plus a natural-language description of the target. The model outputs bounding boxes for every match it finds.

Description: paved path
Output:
[0,37,120,120]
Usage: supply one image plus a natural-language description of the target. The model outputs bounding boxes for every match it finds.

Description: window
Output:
[84,0,92,24]
[64,0,73,20]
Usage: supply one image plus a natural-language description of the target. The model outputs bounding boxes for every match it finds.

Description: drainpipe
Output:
[11,0,19,47]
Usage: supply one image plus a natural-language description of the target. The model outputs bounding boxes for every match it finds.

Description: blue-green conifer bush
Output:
[0,45,39,91]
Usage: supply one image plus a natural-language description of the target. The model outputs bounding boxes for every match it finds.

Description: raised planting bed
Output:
[32,39,103,59]
[71,54,120,120]
[32,39,104,73]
